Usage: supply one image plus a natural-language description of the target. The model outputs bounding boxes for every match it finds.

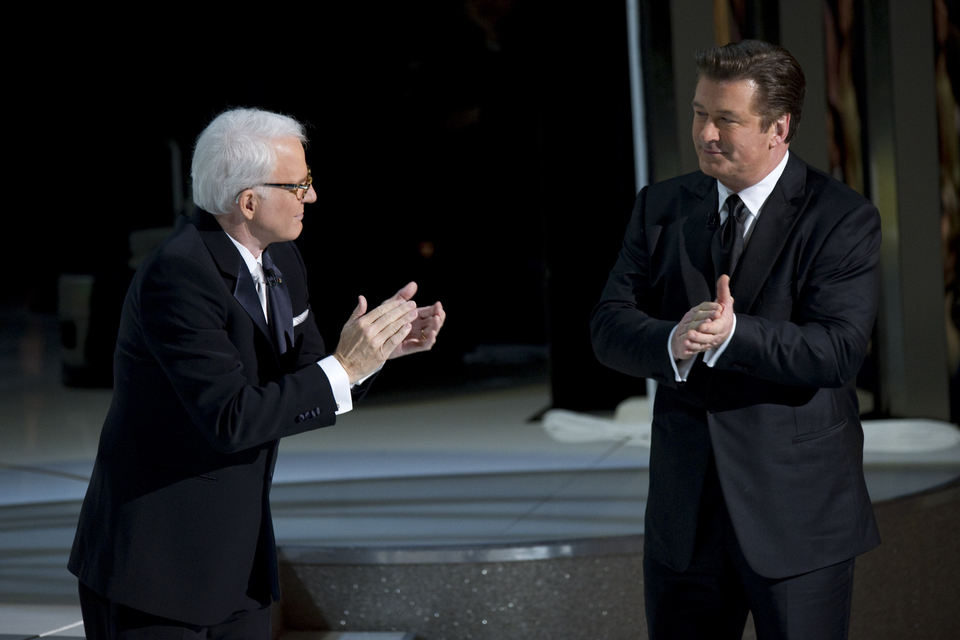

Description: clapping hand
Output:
[334,282,446,383]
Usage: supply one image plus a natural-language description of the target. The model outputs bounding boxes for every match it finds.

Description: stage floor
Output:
[0,308,646,636]
[2,307,958,637]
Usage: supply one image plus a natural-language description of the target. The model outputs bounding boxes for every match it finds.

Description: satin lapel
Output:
[678,179,718,305]
[729,155,808,312]
[262,250,293,354]
[192,211,272,341]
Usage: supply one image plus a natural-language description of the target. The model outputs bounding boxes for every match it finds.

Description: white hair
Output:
[191,108,307,215]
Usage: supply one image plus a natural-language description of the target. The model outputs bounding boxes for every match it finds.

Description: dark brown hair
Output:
[695,40,806,142]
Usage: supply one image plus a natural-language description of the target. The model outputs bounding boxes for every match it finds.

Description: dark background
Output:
[16,1,643,411]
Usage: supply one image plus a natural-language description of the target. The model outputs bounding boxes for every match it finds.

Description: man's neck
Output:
[716,150,791,217]
[717,145,790,194]
[215,213,264,258]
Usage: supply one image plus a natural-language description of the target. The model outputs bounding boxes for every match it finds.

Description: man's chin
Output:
[281,222,304,242]
[698,157,723,179]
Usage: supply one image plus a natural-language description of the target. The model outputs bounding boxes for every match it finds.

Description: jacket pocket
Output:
[792,418,847,444]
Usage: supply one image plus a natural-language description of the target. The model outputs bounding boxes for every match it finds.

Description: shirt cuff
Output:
[667,325,697,382]
[703,313,737,367]
[318,356,353,415]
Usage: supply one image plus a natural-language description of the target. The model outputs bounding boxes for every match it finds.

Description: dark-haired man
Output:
[592,40,880,639]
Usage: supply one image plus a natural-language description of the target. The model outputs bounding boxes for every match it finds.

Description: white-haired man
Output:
[69,108,445,638]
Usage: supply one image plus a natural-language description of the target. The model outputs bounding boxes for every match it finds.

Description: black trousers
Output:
[644,457,855,640]
[78,582,271,640]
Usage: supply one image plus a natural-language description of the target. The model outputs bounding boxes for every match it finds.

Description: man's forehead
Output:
[271,137,308,173]
[693,77,761,113]
[272,136,306,155]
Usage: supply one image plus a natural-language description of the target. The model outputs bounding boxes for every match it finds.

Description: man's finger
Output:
[357,295,415,329]
[387,281,418,302]
[693,308,720,323]
[347,295,367,322]
[366,300,418,335]
[367,307,419,351]
[381,322,413,355]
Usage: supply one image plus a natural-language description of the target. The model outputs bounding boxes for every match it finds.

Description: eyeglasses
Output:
[261,167,313,201]
[234,167,313,203]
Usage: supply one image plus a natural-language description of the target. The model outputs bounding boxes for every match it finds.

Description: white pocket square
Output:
[293,309,310,327]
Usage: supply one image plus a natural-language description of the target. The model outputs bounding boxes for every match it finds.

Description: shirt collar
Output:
[224,232,263,276]
[716,150,790,217]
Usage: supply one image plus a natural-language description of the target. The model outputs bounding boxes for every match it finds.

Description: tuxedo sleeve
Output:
[591,187,680,385]
[715,198,881,388]
[138,251,339,454]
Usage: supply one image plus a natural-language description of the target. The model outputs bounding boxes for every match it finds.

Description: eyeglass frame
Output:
[234,167,313,204]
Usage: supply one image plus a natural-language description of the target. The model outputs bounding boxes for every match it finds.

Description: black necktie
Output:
[714,194,748,278]
[262,251,293,354]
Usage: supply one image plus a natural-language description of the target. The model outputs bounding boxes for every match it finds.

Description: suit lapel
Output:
[191,211,273,343]
[678,177,719,305]
[730,154,808,312]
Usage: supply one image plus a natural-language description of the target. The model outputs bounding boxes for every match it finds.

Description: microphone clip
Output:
[263,269,282,287]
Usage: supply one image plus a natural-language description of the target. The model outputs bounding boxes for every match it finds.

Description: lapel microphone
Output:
[263,268,282,288]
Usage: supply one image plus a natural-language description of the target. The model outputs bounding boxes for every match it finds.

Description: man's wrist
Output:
[704,313,737,367]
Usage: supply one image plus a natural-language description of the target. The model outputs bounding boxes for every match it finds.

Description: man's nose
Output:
[303,184,318,204]
[698,120,719,143]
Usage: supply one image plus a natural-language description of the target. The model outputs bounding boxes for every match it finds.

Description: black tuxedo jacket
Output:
[591,154,881,579]
[69,211,350,625]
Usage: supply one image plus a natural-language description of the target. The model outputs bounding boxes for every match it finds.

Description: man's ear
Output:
[236,189,258,221]
[770,113,790,146]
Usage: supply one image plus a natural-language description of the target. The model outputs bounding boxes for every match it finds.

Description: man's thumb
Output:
[716,275,734,304]
[349,295,367,321]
